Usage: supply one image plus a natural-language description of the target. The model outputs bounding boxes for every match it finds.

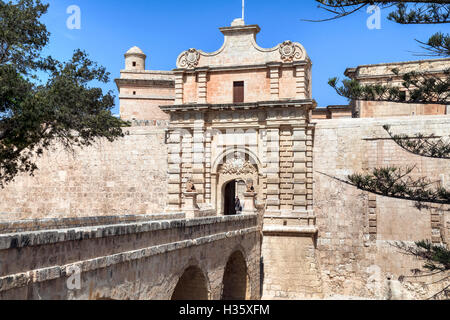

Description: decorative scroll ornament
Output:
[178,48,200,69]
[279,41,303,62]
[219,155,257,176]
[246,179,255,192]
[186,179,196,192]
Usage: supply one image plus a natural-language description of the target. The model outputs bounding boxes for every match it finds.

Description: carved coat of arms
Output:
[279,41,303,63]
[178,48,200,69]
[219,155,257,175]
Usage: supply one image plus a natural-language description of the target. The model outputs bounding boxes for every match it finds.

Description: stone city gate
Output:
[0,19,322,301]
[161,19,321,299]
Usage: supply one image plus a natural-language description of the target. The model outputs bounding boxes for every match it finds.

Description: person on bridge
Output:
[235,197,242,215]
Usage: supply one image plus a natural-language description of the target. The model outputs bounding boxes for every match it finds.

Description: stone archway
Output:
[222,251,250,300]
[223,179,247,216]
[171,266,209,300]
[212,149,261,215]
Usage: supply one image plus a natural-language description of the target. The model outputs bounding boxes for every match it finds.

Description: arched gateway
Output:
[161,19,318,299]
[213,150,261,215]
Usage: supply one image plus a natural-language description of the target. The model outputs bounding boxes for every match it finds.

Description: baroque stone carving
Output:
[178,48,200,69]
[246,179,255,192]
[279,41,303,63]
[219,154,257,176]
[186,179,196,192]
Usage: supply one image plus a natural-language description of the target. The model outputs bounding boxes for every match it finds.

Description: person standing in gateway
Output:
[235,196,242,215]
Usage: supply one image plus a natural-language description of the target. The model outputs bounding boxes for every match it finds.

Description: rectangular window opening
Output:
[233,81,244,103]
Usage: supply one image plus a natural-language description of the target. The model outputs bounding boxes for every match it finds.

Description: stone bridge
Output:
[0,213,261,300]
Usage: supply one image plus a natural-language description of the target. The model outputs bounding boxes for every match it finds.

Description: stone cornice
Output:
[345,57,450,79]
[115,78,175,89]
[219,24,261,35]
[346,70,448,81]
[160,99,317,113]
[119,94,175,101]
[262,225,318,236]
[173,61,310,74]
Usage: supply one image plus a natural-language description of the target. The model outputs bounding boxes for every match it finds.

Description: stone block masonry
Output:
[314,115,450,299]
[0,125,169,221]
[1,17,449,300]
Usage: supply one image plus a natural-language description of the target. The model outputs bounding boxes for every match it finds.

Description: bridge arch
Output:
[222,250,250,300]
[171,265,209,300]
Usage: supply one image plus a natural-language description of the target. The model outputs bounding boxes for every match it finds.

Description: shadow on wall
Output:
[222,251,249,300]
[171,266,209,300]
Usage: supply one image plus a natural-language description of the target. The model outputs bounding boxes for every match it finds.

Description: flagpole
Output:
[242,0,245,21]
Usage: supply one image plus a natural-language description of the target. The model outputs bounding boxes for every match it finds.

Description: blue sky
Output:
[41,0,446,114]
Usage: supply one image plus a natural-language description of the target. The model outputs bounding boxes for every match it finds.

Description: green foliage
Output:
[414,240,450,272]
[314,1,450,25]
[394,240,450,299]
[329,68,450,104]
[388,2,450,25]
[0,0,50,73]
[417,32,450,57]
[383,125,450,159]
[348,167,450,204]
[0,0,128,187]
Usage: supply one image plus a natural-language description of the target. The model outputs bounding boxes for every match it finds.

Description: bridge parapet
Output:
[0,214,261,300]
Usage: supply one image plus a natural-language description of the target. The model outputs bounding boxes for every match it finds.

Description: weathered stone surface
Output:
[314,116,450,299]
[0,126,168,221]
[0,19,449,301]
[0,215,260,300]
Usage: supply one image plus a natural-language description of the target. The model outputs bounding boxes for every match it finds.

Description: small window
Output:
[133,91,136,95]
[132,61,137,67]
[233,81,244,103]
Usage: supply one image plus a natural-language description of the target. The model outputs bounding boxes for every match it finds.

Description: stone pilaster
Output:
[197,68,208,104]
[306,126,314,211]
[265,128,280,212]
[192,114,206,203]
[279,128,293,212]
[294,62,308,99]
[183,192,200,219]
[242,192,257,214]
[181,128,193,207]
[268,63,281,100]
[368,194,378,241]
[292,127,307,212]
[174,71,184,104]
[167,129,182,211]
[205,130,212,202]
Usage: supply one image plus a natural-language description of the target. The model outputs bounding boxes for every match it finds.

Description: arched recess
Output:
[212,147,262,174]
[222,251,250,300]
[212,147,262,215]
[171,266,209,300]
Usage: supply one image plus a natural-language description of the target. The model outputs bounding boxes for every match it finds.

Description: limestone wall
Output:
[313,115,450,299]
[0,124,169,221]
[356,101,447,118]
